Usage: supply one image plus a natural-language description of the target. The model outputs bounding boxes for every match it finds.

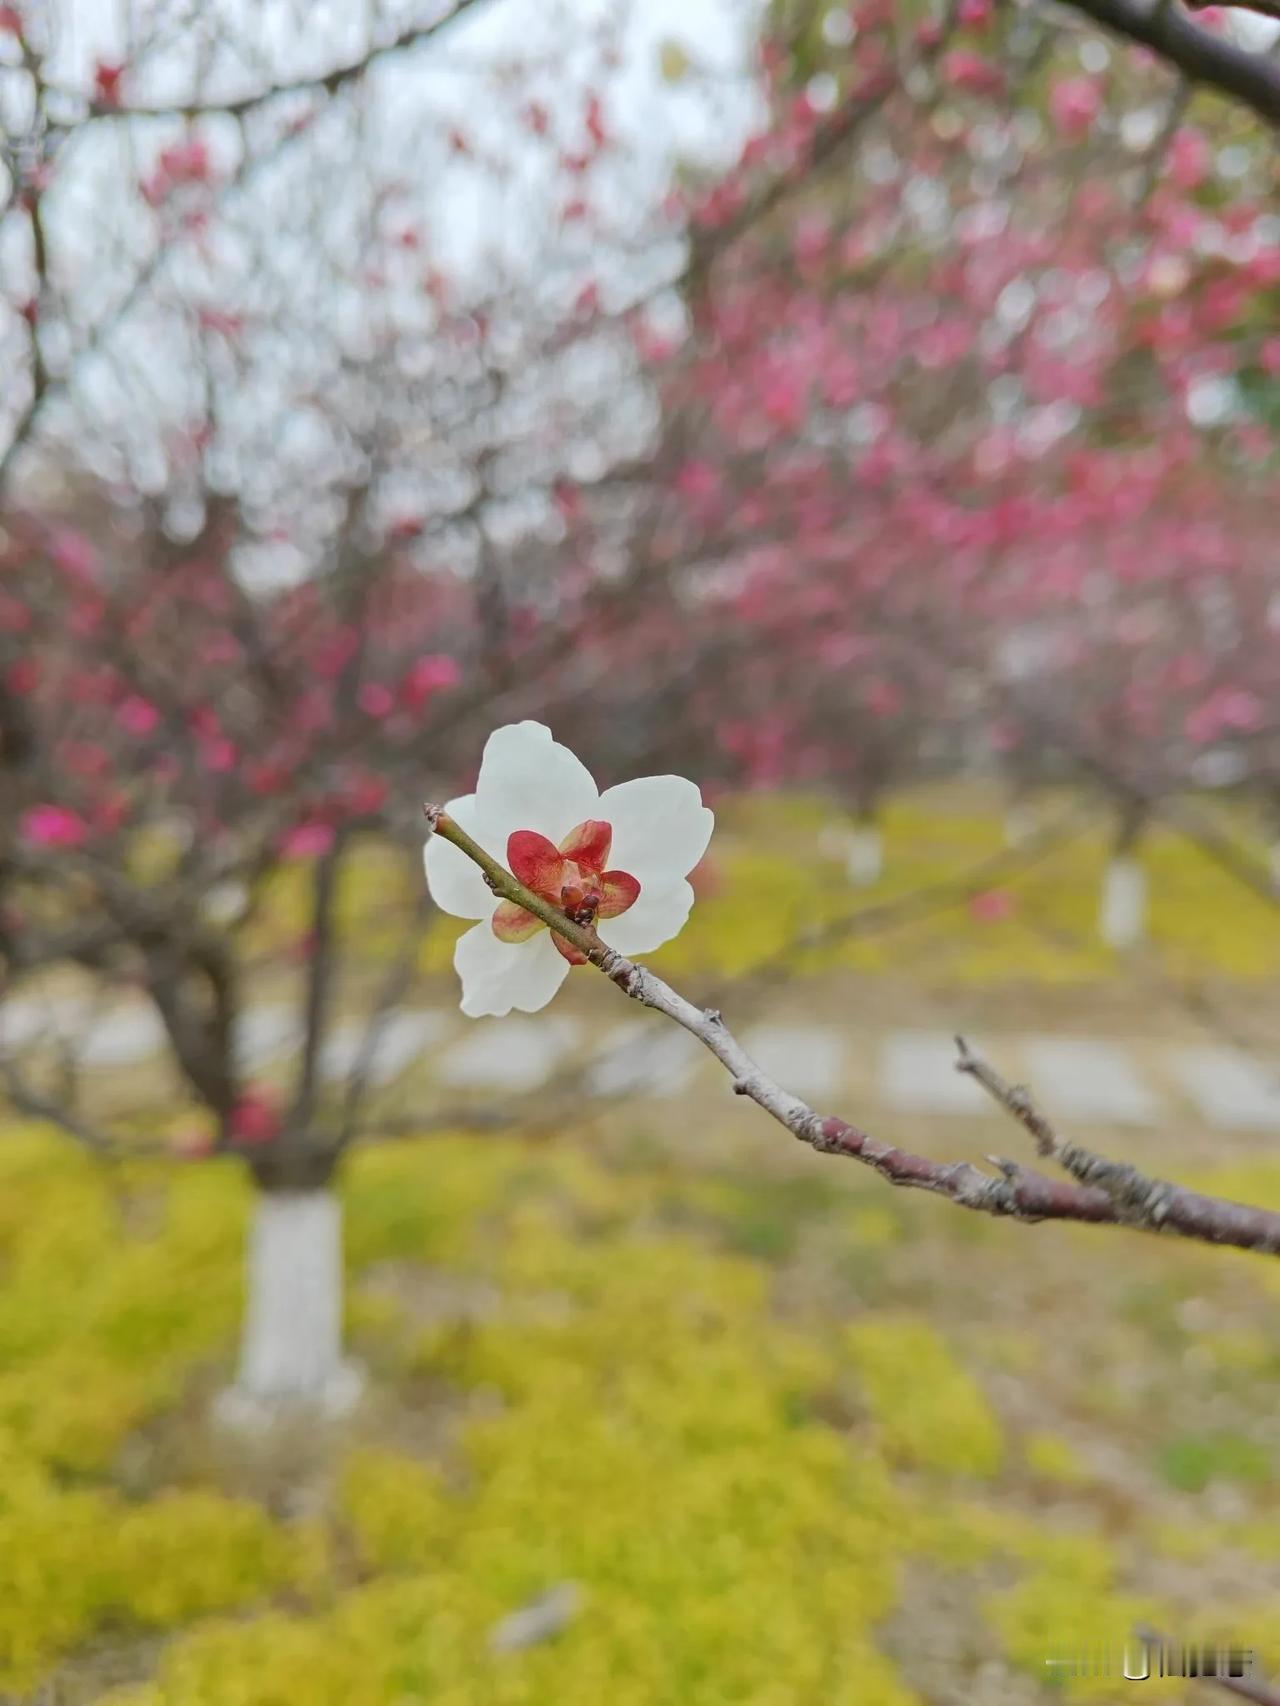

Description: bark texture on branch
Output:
[426,806,1280,1259]
[1058,0,1280,126]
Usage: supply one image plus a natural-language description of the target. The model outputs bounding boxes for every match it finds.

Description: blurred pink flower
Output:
[48,528,98,579]
[20,805,89,849]
[281,821,335,858]
[93,791,130,834]
[342,770,388,817]
[387,513,424,541]
[171,1126,215,1160]
[358,682,395,718]
[969,889,1016,923]
[117,695,160,735]
[1049,77,1102,137]
[1186,687,1264,745]
[402,653,460,708]
[93,61,124,105]
[674,459,721,503]
[1168,128,1210,191]
[200,737,237,773]
[941,50,1003,96]
[229,1091,281,1145]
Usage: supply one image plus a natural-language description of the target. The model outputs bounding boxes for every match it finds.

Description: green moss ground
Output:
[6,788,1280,1702]
[2,1118,1278,1704]
[410,786,1280,991]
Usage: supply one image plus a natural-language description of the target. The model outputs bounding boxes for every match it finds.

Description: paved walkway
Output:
[6,994,1280,1132]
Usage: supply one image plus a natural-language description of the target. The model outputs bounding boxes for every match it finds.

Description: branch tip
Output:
[426,801,1280,1260]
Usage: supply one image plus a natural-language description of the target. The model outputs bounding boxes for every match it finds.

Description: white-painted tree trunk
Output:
[1004,803,1034,848]
[1269,842,1280,892]
[844,826,883,887]
[217,1189,361,1428]
[1099,857,1147,949]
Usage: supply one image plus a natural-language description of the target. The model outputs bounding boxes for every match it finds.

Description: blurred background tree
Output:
[7,2,1280,1700]
[2,0,1280,1414]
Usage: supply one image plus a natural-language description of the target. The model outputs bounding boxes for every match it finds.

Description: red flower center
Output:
[492,818,640,964]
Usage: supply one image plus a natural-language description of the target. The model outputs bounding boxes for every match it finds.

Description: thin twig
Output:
[425,808,1280,1257]
[1058,0,1280,127]
[957,1039,1280,1252]
[53,1,489,121]
[336,878,438,1149]
[0,1051,169,1158]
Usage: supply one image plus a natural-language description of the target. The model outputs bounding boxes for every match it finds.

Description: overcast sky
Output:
[42,0,764,169]
[2,1,767,517]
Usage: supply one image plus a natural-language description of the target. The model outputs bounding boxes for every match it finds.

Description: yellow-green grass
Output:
[28,791,1280,1020]
[410,788,1280,990]
[3,1116,1280,1703]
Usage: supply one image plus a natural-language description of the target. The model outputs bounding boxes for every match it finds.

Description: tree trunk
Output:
[1099,805,1147,949]
[841,789,884,887]
[1266,791,1280,891]
[217,1182,362,1427]
[1004,799,1035,848]
[1099,856,1147,948]
[844,823,883,887]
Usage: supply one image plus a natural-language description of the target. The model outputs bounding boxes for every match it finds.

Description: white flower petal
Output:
[473,721,600,847]
[424,794,496,920]
[596,879,694,956]
[454,920,570,1017]
[596,775,713,887]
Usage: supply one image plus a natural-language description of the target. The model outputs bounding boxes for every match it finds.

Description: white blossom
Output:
[425,722,713,1017]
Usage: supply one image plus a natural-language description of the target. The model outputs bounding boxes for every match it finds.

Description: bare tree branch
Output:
[0,1049,168,1157]
[957,1040,1280,1252]
[1184,0,1280,18]
[425,806,1280,1259]
[291,834,342,1137]
[682,6,960,296]
[335,879,437,1149]
[53,1,490,121]
[1054,0,1280,126]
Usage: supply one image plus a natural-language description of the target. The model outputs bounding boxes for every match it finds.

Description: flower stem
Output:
[424,805,604,961]
[422,808,1280,1258]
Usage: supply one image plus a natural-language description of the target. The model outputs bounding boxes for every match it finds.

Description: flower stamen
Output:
[498,818,639,951]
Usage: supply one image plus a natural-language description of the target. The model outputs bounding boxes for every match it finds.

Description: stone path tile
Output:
[233,1006,303,1071]
[741,1023,843,1103]
[78,1007,168,1068]
[585,1023,701,1099]
[1170,1046,1280,1131]
[17,983,1280,1144]
[0,995,162,1067]
[878,1030,988,1114]
[0,997,75,1050]
[319,1011,450,1085]
[437,1016,582,1093]
[1020,1037,1159,1126]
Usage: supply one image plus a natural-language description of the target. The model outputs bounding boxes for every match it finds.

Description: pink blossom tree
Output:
[639,0,1280,929]
[5,0,1280,1427]
[0,0,752,1417]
